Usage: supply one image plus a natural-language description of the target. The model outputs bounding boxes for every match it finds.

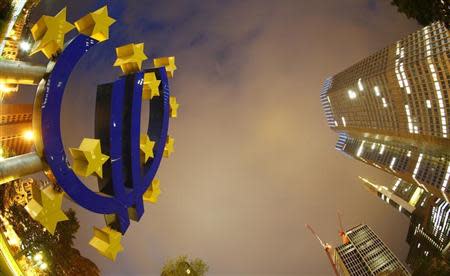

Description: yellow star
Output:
[154,56,177,78]
[113,43,148,74]
[164,136,175,158]
[143,72,161,100]
[140,134,155,164]
[30,7,75,59]
[69,138,109,178]
[74,6,116,42]
[169,96,179,118]
[143,179,161,203]
[25,186,68,234]
[89,226,124,261]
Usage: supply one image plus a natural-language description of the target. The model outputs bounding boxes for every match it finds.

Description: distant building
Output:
[0,0,41,95]
[322,21,450,200]
[2,178,34,209]
[360,177,450,270]
[334,224,410,276]
[0,104,33,157]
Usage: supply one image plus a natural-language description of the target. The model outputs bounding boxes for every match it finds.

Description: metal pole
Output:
[0,152,43,184]
[0,60,46,85]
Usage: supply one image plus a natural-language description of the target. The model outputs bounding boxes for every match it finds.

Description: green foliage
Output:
[391,0,450,27]
[6,204,99,275]
[0,0,13,40]
[412,254,450,276]
[162,255,209,276]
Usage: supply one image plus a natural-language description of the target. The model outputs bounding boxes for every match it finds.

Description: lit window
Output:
[379,145,385,155]
[347,90,357,99]
[374,86,381,96]
[357,78,364,91]
[357,141,365,157]
[390,157,397,170]
[382,98,387,108]
[341,117,346,127]
[426,100,432,109]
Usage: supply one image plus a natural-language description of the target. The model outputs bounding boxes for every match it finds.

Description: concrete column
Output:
[0,152,43,184]
[0,60,46,85]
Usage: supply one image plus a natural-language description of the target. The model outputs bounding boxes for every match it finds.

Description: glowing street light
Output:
[39,262,48,270]
[33,253,42,262]
[20,41,31,52]
[23,130,34,141]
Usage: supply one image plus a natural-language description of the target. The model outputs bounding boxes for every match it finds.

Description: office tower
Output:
[321,21,450,200]
[0,104,33,158]
[334,224,410,275]
[360,177,450,270]
[0,0,41,95]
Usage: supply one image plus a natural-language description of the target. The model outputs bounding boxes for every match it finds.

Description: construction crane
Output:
[305,224,339,276]
[337,211,349,244]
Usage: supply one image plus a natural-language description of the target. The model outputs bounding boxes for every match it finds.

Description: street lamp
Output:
[39,262,48,270]
[23,130,34,141]
[20,41,31,52]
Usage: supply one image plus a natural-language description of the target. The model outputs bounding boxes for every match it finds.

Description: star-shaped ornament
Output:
[69,138,109,178]
[154,56,177,78]
[164,136,175,158]
[169,96,179,118]
[25,185,68,234]
[75,6,116,42]
[143,72,161,100]
[143,179,161,203]
[30,7,75,59]
[89,226,124,261]
[140,134,155,164]
[113,43,148,74]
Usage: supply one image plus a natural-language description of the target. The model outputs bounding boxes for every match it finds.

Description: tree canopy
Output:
[162,255,209,276]
[391,0,450,27]
[6,205,99,275]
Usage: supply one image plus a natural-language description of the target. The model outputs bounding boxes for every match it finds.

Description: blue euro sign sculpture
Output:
[40,34,171,234]
[1,5,181,260]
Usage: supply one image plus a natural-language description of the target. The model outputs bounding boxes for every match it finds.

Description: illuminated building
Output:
[322,21,450,200]
[334,224,410,275]
[0,0,41,95]
[0,104,33,157]
[2,178,34,209]
[360,177,450,270]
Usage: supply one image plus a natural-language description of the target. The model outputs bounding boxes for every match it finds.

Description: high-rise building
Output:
[334,224,410,275]
[0,104,33,158]
[360,177,450,270]
[0,0,41,95]
[321,21,450,200]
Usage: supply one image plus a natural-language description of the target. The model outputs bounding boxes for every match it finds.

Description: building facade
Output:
[334,224,410,275]
[361,177,450,270]
[0,0,41,95]
[0,104,33,158]
[322,22,450,200]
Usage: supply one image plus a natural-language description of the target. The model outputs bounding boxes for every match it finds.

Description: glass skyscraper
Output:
[334,224,410,276]
[360,177,450,271]
[322,22,450,200]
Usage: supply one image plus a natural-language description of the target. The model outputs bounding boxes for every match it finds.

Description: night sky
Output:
[8,0,422,275]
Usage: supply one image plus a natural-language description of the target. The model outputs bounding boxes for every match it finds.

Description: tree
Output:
[162,256,209,276]
[6,205,99,275]
[391,0,450,27]
[0,0,13,38]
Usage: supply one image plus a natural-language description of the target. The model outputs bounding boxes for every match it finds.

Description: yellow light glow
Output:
[39,262,48,270]
[23,130,34,141]
[33,253,42,262]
